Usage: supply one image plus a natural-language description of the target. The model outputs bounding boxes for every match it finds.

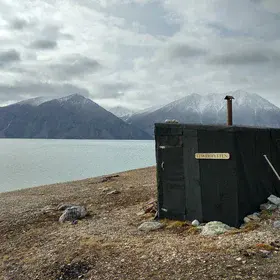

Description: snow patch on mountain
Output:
[56,94,94,106]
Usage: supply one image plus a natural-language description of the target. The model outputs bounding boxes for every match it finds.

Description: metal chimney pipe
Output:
[224,95,234,126]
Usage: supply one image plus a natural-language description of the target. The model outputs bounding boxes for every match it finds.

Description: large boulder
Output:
[201,221,231,236]
[59,206,87,223]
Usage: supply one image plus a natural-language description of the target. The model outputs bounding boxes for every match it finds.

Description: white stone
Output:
[243,217,251,223]
[138,221,164,232]
[201,221,231,236]
[191,220,200,226]
[268,195,280,206]
[247,214,260,221]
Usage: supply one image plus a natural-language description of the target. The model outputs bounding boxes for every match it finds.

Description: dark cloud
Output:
[29,39,58,50]
[40,24,74,41]
[0,81,90,103]
[208,50,279,65]
[0,49,21,67]
[166,44,207,60]
[9,18,30,30]
[50,55,101,79]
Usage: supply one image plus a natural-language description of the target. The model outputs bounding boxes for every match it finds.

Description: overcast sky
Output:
[0,0,280,109]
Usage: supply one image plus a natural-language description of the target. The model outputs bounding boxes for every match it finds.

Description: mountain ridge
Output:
[127,90,280,135]
[0,94,152,139]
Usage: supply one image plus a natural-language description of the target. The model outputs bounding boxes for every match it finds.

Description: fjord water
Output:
[0,139,155,193]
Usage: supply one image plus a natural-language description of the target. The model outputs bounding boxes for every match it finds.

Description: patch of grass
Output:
[186,226,201,235]
[164,220,188,229]
[255,243,275,251]
[242,221,260,232]
[226,221,260,235]
[259,210,273,220]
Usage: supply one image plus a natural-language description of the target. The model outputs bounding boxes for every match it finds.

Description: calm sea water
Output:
[0,139,156,193]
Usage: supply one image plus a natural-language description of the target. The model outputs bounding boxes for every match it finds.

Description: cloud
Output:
[1,0,280,108]
[29,39,58,50]
[49,55,102,80]
[209,51,270,65]
[0,49,21,67]
[164,43,207,61]
[9,18,30,30]
[0,81,90,103]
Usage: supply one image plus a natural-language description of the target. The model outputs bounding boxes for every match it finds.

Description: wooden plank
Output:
[183,129,203,222]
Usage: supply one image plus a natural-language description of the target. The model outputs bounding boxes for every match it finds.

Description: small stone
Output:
[57,204,73,211]
[59,206,87,223]
[137,211,145,216]
[138,221,164,232]
[107,190,120,195]
[41,206,56,213]
[236,257,242,262]
[273,221,280,228]
[247,214,260,221]
[244,217,251,223]
[268,195,280,206]
[191,220,200,226]
[121,259,125,263]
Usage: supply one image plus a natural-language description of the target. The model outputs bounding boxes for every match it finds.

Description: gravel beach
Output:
[1,166,280,280]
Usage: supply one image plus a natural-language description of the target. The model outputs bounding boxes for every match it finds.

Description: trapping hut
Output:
[154,99,280,227]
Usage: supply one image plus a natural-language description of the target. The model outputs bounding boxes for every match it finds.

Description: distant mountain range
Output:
[0,94,151,139]
[126,90,280,136]
[1,90,279,139]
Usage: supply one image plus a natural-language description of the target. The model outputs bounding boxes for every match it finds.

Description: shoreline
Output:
[1,165,156,194]
[1,166,280,280]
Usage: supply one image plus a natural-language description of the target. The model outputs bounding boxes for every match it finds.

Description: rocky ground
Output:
[1,166,280,280]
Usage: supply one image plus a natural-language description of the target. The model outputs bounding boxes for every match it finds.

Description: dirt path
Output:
[1,166,280,280]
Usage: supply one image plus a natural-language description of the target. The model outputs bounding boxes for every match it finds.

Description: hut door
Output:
[158,146,186,220]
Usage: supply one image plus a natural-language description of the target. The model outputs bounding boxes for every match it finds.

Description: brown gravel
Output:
[1,166,280,280]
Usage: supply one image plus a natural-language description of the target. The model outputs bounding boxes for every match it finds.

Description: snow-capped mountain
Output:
[0,94,152,139]
[127,90,280,136]
[107,106,136,121]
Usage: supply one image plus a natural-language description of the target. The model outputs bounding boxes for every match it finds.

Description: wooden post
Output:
[224,96,234,126]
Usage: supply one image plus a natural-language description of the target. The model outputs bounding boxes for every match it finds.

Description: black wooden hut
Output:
[155,123,280,227]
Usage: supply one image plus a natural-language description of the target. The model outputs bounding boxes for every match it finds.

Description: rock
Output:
[236,257,242,262]
[58,204,73,211]
[273,221,280,228]
[165,119,179,124]
[201,221,231,236]
[59,206,87,223]
[41,206,56,213]
[244,217,251,223]
[247,214,261,221]
[260,203,278,211]
[192,220,200,226]
[137,211,145,216]
[138,221,164,232]
[107,190,120,195]
[268,195,280,206]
